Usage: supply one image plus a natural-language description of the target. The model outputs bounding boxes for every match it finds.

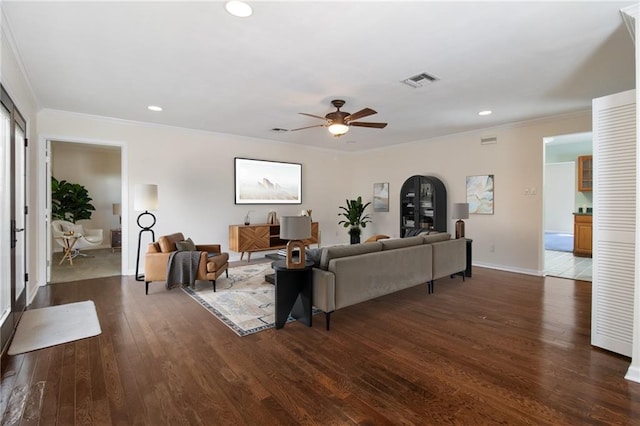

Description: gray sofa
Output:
[311,233,467,330]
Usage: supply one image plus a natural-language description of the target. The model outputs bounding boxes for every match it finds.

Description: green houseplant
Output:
[338,196,372,244]
[51,176,96,223]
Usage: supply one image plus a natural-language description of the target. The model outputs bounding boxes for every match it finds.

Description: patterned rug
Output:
[182,262,285,336]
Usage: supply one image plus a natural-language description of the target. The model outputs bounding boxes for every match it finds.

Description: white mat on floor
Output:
[8,300,102,355]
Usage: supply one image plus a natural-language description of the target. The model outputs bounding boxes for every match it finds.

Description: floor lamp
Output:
[452,202,469,239]
[134,184,158,281]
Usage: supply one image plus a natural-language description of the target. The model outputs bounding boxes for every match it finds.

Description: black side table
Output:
[465,238,473,278]
[273,260,314,329]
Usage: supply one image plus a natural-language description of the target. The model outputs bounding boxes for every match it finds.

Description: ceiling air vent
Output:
[401,72,439,88]
[480,136,497,145]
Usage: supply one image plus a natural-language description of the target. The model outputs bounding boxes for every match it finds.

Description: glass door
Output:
[0,84,27,354]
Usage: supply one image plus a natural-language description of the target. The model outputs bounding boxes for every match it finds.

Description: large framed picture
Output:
[373,182,389,212]
[234,157,302,204]
[466,174,494,214]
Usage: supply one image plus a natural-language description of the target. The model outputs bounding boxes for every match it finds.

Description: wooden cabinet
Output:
[577,155,593,192]
[400,175,447,237]
[573,214,592,257]
[110,229,121,252]
[229,222,319,261]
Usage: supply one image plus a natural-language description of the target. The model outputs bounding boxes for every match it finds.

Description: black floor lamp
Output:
[134,184,158,281]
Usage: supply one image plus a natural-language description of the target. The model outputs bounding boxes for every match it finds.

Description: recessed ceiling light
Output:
[478,110,492,116]
[147,105,162,112]
[225,1,252,17]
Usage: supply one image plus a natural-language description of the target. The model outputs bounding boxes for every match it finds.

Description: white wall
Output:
[544,162,575,234]
[353,112,592,275]
[37,109,350,277]
[51,141,121,250]
[1,21,40,301]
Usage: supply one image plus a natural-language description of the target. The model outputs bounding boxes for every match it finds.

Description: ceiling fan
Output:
[290,99,388,137]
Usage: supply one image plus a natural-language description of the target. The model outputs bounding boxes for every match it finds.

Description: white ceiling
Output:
[2,1,636,152]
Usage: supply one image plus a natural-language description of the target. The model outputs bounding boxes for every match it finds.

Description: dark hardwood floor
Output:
[2,266,640,424]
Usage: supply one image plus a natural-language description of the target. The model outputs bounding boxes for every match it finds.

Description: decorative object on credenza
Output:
[466,174,494,214]
[134,183,158,282]
[300,209,313,221]
[452,203,469,239]
[267,211,278,224]
[373,182,389,212]
[244,210,252,225]
[338,196,372,245]
[280,216,311,269]
[234,157,302,204]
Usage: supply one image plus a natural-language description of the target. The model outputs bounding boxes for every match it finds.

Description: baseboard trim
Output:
[625,365,640,383]
[472,261,541,277]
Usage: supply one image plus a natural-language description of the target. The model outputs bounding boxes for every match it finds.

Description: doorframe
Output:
[37,135,128,290]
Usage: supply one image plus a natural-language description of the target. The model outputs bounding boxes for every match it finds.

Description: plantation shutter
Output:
[591,89,636,357]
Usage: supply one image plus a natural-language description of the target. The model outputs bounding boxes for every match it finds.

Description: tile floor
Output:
[544,250,592,282]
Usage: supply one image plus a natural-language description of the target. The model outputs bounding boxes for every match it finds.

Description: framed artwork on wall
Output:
[234,157,302,204]
[373,182,389,212]
[466,174,494,214]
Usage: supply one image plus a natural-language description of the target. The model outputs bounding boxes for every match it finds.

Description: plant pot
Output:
[349,227,361,245]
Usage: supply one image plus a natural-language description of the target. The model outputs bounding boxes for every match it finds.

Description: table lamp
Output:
[112,202,121,226]
[452,202,469,239]
[279,216,311,269]
[134,184,158,282]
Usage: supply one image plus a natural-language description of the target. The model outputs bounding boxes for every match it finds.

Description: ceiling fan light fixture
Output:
[328,123,349,136]
[225,1,252,17]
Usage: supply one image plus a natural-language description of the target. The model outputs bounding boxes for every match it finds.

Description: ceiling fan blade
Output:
[289,124,326,131]
[298,112,327,120]
[346,108,377,122]
[349,121,388,129]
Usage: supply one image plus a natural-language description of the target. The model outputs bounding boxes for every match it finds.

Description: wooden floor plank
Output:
[2,267,640,424]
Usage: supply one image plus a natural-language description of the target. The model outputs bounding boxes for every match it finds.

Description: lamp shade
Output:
[112,203,122,215]
[452,203,469,220]
[134,184,158,211]
[280,216,311,240]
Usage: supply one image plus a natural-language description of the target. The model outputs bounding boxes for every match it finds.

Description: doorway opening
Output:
[542,132,592,281]
[44,139,126,284]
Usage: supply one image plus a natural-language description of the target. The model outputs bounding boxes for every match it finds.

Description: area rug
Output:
[8,300,102,355]
[182,262,285,336]
[544,232,574,252]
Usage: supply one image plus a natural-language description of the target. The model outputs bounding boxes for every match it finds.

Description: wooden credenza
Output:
[573,214,592,257]
[229,222,319,261]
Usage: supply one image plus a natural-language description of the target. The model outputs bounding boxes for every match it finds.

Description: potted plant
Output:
[338,196,372,244]
[51,176,96,223]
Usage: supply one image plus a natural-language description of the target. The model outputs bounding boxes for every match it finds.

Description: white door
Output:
[544,162,575,234]
[592,89,636,357]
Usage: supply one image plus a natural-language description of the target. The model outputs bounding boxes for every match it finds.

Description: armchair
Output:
[144,232,229,294]
[52,220,104,258]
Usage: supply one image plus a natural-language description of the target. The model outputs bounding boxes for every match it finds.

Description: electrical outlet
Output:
[524,188,530,195]
[530,187,537,195]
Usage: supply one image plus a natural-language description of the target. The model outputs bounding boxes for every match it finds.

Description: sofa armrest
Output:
[144,252,171,281]
[312,268,336,313]
[432,238,467,280]
[196,244,221,254]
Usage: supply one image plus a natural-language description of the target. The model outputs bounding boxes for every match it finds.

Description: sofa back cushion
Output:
[422,233,452,244]
[158,232,186,253]
[380,235,424,251]
[318,242,382,270]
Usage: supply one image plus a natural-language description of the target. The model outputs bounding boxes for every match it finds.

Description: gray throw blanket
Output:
[166,251,201,289]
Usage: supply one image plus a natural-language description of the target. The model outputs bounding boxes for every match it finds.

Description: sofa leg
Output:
[428,280,434,294]
[145,281,150,295]
[325,312,331,331]
[225,268,229,278]
[211,280,216,292]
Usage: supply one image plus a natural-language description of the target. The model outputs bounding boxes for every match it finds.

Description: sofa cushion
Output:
[380,235,424,250]
[175,237,196,251]
[318,243,382,270]
[158,232,186,252]
[422,233,452,244]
